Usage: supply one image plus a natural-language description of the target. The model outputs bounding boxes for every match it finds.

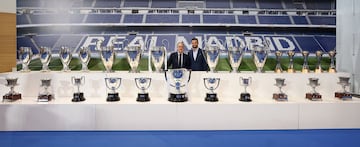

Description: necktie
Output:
[178,53,182,67]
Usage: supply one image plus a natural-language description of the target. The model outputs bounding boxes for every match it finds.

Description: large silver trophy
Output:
[205,44,220,72]
[97,40,115,73]
[165,68,191,102]
[328,50,336,73]
[314,50,323,73]
[335,76,352,100]
[274,51,283,73]
[251,41,269,73]
[79,46,91,72]
[59,46,72,72]
[150,46,166,72]
[239,77,252,102]
[39,47,52,72]
[125,45,142,73]
[203,78,220,102]
[287,50,295,73]
[301,51,310,73]
[3,78,22,102]
[38,79,54,102]
[19,47,33,72]
[105,77,121,102]
[306,78,322,101]
[135,77,151,102]
[71,76,86,102]
[273,78,288,101]
[228,46,245,73]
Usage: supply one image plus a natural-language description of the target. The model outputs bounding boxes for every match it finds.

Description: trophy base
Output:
[274,69,283,73]
[20,69,31,72]
[287,69,295,73]
[107,93,120,102]
[306,93,322,101]
[168,93,188,102]
[38,94,54,102]
[302,69,309,73]
[328,68,337,73]
[273,93,288,101]
[205,93,218,102]
[72,92,85,102]
[335,92,352,100]
[137,93,150,102]
[315,68,322,73]
[3,93,22,102]
[239,93,252,102]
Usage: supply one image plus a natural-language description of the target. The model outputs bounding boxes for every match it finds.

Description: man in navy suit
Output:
[188,38,209,71]
[167,42,190,69]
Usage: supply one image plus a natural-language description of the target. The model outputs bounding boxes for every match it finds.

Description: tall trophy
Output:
[39,46,52,72]
[239,77,252,102]
[315,50,323,73]
[301,51,310,73]
[251,41,269,73]
[150,46,166,72]
[306,78,322,101]
[135,77,151,102]
[205,44,220,72]
[71,76,86,102]
[287,50,295,73]
[105,77,121,102]
[228,46,244,73]
[125,45,142,73]
[328,50,336,73]
[3,78,22,102]
[38,79,54,102]
[59,46,72,72]
[79,46,91,72]
[19,47,33,72]
[274,51,283,73]
[335,76,352,100]
[165,68,191,102]
[203,78,220,102]
[273,78,288,101]
[97,40,115,73]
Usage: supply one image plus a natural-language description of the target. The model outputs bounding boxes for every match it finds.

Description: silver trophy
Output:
[97,40,115,73]
[328,50,336,73]
[205,44,220,72]
[165,68,191,102]
[273,78,288,101]
[3,78,22,102]
[150,46,166,72]
[335,77,352,100]
[228,46,245,73]
[19,47,33,72]
[39,47,52,72]
[105,77,121,102]
[274,51,283,73]
[301,51,310,73]
[315,50,323,73]
[306,78,322,101]
[59,46,72,72]
[287,51,295,73]
[135,77,151,102]
[239,77,252,102]
[79,46,91,72]
[203,78,220,102]
[38,79,54,102]
[251,41,269,73]
[71,76,85,102]
[125,45,142,73]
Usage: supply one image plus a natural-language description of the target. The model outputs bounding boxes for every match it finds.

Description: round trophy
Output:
[59,46,72,72]
[205,44,220,72]
[18,47,33,72]
[150,46,166,72]
[328,50,337,73]
[287,51,295,73]
[306,78,322,101]
[203,78,220,102]
[335,76,352,100]
[135,77,151,102]
[273,78,288,101]
[39,46,52,72]
[3,78,22,102]
[38,79,54,102]
[274,51,283,73]
[79,46,91,72]
[251,41,269,73]
[125,45,142,73]
[105,77,121,102]
[301,51,310,73]
[228,46,244,73]
[165,68,191,102]
[239,77,252,102]
[314,50,323,73]
[71,76,86,102]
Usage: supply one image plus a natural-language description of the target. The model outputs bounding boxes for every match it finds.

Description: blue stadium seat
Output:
[232,0,257,8]
[238,15,257,24]
[94,0,121,8]
[203,15,235,24]
[30,14,85,24]
[17,37,39,54]
[258,16,291,24]
[151,0,176,8]
[123,14,143,23]
[17,14,30,25]
[17,0,43,7]
[292,16,309,25]
[146,14,179,23]
[206,0,230,8]
[315,36,336,52]
[283,1,304,9]
[123,0,149,7]
[309,16,335,25]
[182,15,200,23]
[72,0,95,7]
[294,36,324,53]
[52,35,85,52]
[305,0,334,10]
[86,14,121,23]
[258,0,283,9]
[33,35,61,49]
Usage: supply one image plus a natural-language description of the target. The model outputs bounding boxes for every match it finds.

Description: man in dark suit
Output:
[188,38,209,71]
[167,42,190,69]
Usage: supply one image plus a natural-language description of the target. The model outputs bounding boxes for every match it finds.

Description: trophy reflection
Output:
[274,51,283,73]
[135,77,151,102]
[251,41,269,73]
[287,51,295,73]
[59,46,72,72]
[205,44,220,72]
[306,78,322,101]
[165,68,191,102]
[19,47,33,72]
[3,78,22,102]
[273,78,288,101]
[39,46,52,72]
[328,50,336,73]
[239,77,252,102]
[79,46,91,72]
[203,78,220,102]
[38,79,54,102]
[335,77,352,100]
[150,46,166,72]
[105,77,121,102]
[301,51,310,73]
[71,76,86,102]
[125,45,142,73]
[315,50,323,73]
[228,46,244,73]
[97,40,115,73]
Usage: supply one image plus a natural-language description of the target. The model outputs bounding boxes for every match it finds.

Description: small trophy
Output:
[105,77,121,102]
[228,46,244,73]
[39,47,52,72]
[71,76,86,102]
[287,50,295,73]
[328,50,336,73]
[301,51,310,73]
[273,78,288,101]
[79,46,91,72]
[125,45,142,73]
[274,51,283,73]
[239,77,252,102]
[3,78,22,102]
[205,44,220,72]
[203,78,220,102]
[59,46,72,72]
[306,78,322,101]
[315,50,323,73]
[38,79,54,102]
[150,46,166,72]
[135,77,151,102]
[251,41,269,73]
[19,47,33,72]
[335,77,352,100]
[165,68,191,102]
[98,40,115,73]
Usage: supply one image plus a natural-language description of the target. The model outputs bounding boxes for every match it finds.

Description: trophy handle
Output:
[146,78,152,90]
[115,78,122,90]
[214,78,220,90]
[203,78,210,90]
[81,76,85,85]
[71,76,75,85]
[135,78,141,89]
[187,70,192,82]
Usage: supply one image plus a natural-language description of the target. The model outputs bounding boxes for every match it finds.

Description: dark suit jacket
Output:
[188,48,209,71]
[167,52,190,69]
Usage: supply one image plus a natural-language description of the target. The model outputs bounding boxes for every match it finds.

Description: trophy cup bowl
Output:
[306,78,322,101]
[274,51,283,73]
[328,50,337,73]
[165,68,191,102]
[105,77,121,102]
[39,47,52,72]
[100,46,115,73]
[287,50,295,73]
[151,46,166,72]
[335,76,352,100]
[239,77,252,102]
[125,46,142,73]
[79,47,91,72]
[3,78,22,102]
[273,78,288,101]
[19,47,33,72]
[60,46,72,72]
[301,51,310,73]
[203,78,220,102]
[315,50,323,73]
[135,77,151,102]
[251,44,269,73]
[205,45,220,73]
[71,76,85,102]
[228,46,244,73]
[38,79,54,102]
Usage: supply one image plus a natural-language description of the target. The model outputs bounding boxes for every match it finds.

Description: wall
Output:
[0,0,16,72]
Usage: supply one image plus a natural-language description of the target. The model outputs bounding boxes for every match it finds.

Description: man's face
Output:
[177,43,184,53]
[192,40,198,49]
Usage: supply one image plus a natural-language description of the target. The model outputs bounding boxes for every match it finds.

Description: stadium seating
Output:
[123,0,149,7]
[94,0,121,8]
[182,15,201,23]
[203,15,235,24]
[86,14,121,23]
[258,16,292,24]
[123,14,144,23]
[146,14,179,23]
